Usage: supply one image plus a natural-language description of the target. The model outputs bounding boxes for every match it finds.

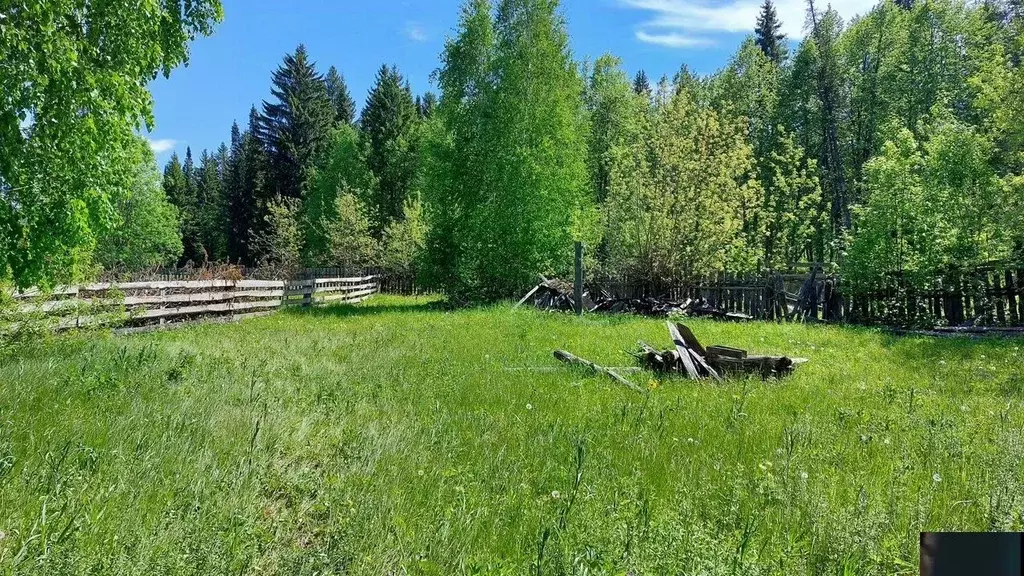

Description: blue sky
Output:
[146,0,874,163]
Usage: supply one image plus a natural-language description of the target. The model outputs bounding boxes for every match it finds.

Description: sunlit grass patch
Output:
[1,296,1022,574]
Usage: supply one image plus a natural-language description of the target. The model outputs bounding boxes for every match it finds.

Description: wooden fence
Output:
[4,275,378,334]
[597,264,1024,328]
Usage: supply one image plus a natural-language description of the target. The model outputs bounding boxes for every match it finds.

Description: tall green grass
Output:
[1,295,1022,574]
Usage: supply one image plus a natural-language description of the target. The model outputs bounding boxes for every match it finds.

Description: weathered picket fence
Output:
[596,263,1024,329]
[4,275,378,334]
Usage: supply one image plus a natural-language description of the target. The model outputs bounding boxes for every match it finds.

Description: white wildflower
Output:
[526,403,533,410]
[551,490,561,500]
[933,473,942,483]
[800,471,808,481]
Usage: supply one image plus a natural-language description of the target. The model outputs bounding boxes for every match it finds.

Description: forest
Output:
[3,0,1024,304]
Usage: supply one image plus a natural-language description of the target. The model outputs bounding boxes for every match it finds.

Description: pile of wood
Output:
[517,278,595,314]
[635,322,806,380]
[552,322,806,389]
[519,278,752,320]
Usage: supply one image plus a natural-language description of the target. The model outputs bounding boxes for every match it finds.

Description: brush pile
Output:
[520,278,752,320]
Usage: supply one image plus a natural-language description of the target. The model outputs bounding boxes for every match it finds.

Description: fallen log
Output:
[553,349,644,393]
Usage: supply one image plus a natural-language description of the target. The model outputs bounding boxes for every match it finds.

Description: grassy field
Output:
[1,296,1023,574]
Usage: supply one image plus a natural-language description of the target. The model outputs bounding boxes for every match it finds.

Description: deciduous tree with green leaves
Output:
[0,0,222,287]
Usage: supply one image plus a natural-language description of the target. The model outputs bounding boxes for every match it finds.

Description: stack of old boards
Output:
[553,322,806,390]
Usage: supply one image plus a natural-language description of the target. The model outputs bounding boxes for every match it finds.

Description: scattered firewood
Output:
[632,323,806,381]
[553,349,644,393]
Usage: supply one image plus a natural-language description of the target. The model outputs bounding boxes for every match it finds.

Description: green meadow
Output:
[2,296,1023,575]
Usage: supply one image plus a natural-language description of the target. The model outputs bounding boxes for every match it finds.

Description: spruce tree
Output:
[239,106,270,264]
[325,65,358,126]
[418,92,438,118]
[755,0,787,64]
[196,148,226,261]
[225,121,247,263]
[162,153,188,210]
[173,147,205,264]
[633,69,652,95]
[360,64,420,236]
[258,44,335,201]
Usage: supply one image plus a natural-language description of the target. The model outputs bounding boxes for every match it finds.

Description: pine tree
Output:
[633,69,651,96]
[325,65,358,126]
[755,0,787,64]
[173,146,205,264]
[239,106,270,264]
[258,44,335,201]
[225,121,247,262]
[418,92,438,118]
[360,64,420,236]
[196,148,226,261]
[162,152,188,210]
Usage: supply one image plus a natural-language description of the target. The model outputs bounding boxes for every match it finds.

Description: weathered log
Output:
[553,350,644,393]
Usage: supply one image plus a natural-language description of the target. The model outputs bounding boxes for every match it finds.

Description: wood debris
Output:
[518,278,752,320]
[633,322,807,380]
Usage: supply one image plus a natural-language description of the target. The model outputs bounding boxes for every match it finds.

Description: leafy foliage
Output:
[422,0,599,301]
[604,84,761,283]
[0,0,222,288]
[94,139,183,271]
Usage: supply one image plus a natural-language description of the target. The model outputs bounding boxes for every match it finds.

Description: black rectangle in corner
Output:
[920,532,1023,576]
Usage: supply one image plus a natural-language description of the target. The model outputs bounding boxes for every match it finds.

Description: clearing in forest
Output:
[1,296,1022,574]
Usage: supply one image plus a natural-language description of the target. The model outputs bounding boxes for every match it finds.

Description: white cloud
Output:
[620,0,877,48]
[405,21,428,42]
[147,138,178,154]
[636,30,714,47]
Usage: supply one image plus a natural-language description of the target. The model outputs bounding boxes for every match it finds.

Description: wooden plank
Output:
[314,282,377,293]
[666,322,700,379]
[553,349,643,393]
[123,291,235,306]
[673,323,707,356]
[317,287,376,303]
[235,280,285,288]
[314,275,377,285]
[81,280,235,291]
[514,285,542,309]
[706,345,747,359]
[9,286,79,299]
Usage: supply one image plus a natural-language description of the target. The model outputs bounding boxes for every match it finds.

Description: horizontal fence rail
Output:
[4,275,379,334]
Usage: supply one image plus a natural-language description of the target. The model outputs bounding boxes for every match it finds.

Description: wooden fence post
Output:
[574,241,583,317]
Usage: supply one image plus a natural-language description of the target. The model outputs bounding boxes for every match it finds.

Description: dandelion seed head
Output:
[551,490,561,499]
[800,471,808,480]
[526,403,533,410]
